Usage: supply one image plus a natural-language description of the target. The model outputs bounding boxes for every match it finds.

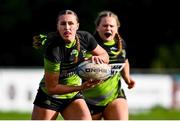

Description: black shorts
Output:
[87,89,127,115]
[33,87,84,112]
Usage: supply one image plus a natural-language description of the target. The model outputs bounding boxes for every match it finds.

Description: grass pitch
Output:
[0,107,180,120]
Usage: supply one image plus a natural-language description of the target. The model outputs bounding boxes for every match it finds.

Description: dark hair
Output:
[95,11,120,28]
[56,10,79,23]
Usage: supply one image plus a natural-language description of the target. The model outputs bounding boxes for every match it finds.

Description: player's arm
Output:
[45,71,100,94]
[84,31,109,64]
[90,44,109,64]
[121,59,135,89]
[44,58,99,95]
[45,71,80,94]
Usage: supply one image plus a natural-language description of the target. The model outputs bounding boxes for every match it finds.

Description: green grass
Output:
[0,112,30,120]
[0,107,180,120]
[0,111,63,120]
[129,106,180,120]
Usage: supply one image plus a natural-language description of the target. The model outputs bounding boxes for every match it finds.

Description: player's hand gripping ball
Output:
[77,61,111,81]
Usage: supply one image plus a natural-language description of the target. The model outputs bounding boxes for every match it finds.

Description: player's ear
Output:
[96,26,100,32]
[57,23,60,31]
[76,23,79,30]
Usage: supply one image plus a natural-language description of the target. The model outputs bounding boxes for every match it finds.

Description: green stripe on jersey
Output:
[65,39,76,48]
[103,40,115,46]
[41,74,82,99]
[82,73,122,106]
[44,58,60,72]
[51,74,81,99]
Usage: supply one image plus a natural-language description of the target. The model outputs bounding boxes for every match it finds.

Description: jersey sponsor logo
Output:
[81,50,88,58]
[110,47,118,51]
[69,49,79,63]
[110,63,125,74]
[85,68,108,73]
[60,67,77,78]
[71,49,78,57]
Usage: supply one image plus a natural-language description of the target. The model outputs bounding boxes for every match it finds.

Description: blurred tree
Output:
[151,41,180,68]
[0,0,179,69]
[0,0,31,32]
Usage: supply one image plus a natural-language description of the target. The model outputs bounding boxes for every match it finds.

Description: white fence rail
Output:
[0,68,179,113]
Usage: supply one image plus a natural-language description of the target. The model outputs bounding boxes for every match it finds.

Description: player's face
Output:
[96,16,118,41]
[57,14,79,43]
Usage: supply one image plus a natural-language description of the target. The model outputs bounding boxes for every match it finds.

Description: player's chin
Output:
[104,36,113,41]
[63,37,73,43]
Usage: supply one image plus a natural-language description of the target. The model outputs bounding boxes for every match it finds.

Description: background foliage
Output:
[0,0,180,68]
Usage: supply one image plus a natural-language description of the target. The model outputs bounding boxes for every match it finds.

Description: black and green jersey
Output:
[82,34,127,106]
[39,31,98,99]
[97,37,127,64]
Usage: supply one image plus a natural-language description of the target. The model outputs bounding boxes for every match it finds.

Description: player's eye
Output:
[60,22,66,25]
[103,25,108,27]
[110,25,114,28]
[68,21,74,25]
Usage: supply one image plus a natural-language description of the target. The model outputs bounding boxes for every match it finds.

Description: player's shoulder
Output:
[77,30,91,35]
[44,32,64,52]
[47,32,59,41]
[77,30,93,38]
[47,32,63,44]
[121,39,127,47]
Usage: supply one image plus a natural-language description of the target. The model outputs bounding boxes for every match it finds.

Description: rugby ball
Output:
[77,61,111,80]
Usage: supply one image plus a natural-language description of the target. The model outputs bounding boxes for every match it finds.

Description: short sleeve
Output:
[122,39,128,59]
[86,32,98,51]
[77,31,98,52]
[44,43,61,72]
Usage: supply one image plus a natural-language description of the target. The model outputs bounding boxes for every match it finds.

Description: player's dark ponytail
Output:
[74,34,80,63]
[115,33,123,54]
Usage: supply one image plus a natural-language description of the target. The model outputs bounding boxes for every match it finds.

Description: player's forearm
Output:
[47,84,82,95]
[121,59,131,84]
[91,45,109,64]
[45,71,82,95]
[47,80,100,95]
